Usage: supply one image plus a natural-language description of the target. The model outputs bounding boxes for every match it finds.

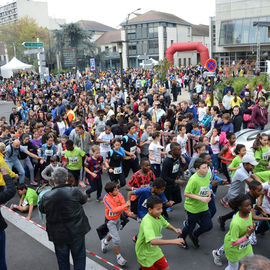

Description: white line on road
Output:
[2,206,106,270]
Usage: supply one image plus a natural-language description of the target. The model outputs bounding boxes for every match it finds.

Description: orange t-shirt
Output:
[103,193,127,220]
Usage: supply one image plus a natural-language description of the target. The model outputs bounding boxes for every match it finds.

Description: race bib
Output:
[45,149,53,156]
[69,157,79,164]
[172,163,179,174]
[262,152,270,161]
[22,198,28,207]
[199,187,209,197]
[239,240,250,250]
[115,135,122,139]
[114,167,122,174]
[130,146,136,153]
[108,211,119,217]
[142,199,148,208]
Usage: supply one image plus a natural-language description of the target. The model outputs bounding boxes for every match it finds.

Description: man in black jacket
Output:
[39,167,90,270]
[0,168,16,270]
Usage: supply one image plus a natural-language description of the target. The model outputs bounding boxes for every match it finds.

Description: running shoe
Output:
[101,238,108,253]
[220,198,229,208]
[189,234,200,248]
[79,181,86,188]
[212,250,223,266]
[10,204,17,210]
[30,180,38,186]
[117,255,127,266]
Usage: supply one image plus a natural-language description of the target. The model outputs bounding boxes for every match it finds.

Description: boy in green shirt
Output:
[180,158,213,248]
[135,195,184,269]
[11,183,38,220]
[64,139,85,186]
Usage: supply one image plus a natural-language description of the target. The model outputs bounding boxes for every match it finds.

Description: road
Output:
[1,98,270,270]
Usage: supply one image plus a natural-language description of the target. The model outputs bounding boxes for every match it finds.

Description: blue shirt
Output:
[134,186,168,219]
[5,145,27,163]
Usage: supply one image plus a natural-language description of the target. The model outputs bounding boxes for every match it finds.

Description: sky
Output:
[0,0,216,28]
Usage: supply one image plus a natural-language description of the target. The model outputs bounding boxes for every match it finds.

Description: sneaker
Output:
[212,249,223,266]
[101,238,108,253]
[79,181,86,188]
[85,192,91,198]
[220,198,229,208]
[177,236,188,249]
[189,234,200,248]
[218,216,225,231]
[10,204,17,210]
[117,255,127,266]
[96,198,102,202]
[30,180,38,186]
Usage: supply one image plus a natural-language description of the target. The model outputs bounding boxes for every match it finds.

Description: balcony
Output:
[104,51,120,59]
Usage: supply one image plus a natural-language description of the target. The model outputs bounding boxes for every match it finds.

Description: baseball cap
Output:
[242,155,258,166]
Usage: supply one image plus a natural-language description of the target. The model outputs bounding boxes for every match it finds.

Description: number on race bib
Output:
[199,187,209,197]
[69,157,79,163]
[239,240,250,250]
[114,167,122,174]
[45,149,53,156]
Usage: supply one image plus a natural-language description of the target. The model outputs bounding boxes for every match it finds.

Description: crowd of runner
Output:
[0,65,270,270]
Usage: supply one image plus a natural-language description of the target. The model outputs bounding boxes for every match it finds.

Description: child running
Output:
[135,195,185,270]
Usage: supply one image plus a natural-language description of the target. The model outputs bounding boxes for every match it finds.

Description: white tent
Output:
[1,57,32,78]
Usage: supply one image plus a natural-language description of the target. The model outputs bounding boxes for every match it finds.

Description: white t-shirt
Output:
[98,132,113,153]
[177,134,188,155]
[57,121,66,136]
[198,107,207,122]
[262,182,270,213]
[149,142,163,164]
[211,135,220,154]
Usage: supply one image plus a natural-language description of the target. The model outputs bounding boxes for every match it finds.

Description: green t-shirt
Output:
[224,212,253,263]
[65,147,85,170]
[22,188,38,206]
[255,171,270,183]
[184,172,210,214]
[135,213,169,267]
[228,156,242,178]
[254,146,270,173]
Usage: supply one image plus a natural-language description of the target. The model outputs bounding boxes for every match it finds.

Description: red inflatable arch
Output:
[165,42,209,66]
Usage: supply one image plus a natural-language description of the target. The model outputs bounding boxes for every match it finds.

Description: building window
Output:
[148,23,158,38]
[187,27,191,37]
[171,40,174,45]
[148,40,159,54]
[188,58,191,65]
[105,46,109,52]
[128,42,137,55]
[113,46,116,52]
[127,25,136,40]
[184,58,186,66]
[178,58,181,66]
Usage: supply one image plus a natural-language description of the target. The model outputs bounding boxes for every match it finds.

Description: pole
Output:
[119,51,123,91]
[210,76,214,106]
[125,15,130,68]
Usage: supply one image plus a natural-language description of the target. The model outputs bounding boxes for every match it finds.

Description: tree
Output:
[156,58,172,82]
[53,23,96,70]
[0,16,49,63]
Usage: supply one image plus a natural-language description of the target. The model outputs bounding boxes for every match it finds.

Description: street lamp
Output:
[118,43,124,91]
[125,8,141,68]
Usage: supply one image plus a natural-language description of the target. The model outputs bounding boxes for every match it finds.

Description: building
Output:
[95,10,210,69]
[210,0,270,67]
[77,20,116,42]
[0,0,65,30]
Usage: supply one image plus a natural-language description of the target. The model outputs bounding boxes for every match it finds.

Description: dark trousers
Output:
[151,164,161,177]
[208,194,216,218]
[181,210,213,239]
[109,172,126,187]
[212,154,219,170]
[256,220,270,234]
[0,231,7,270]
[54,236,86,270]
[221,162,231,183]
[123,158,140,178]
[68,169,81,186]
[86,176,102,199]
[220,210,236,224]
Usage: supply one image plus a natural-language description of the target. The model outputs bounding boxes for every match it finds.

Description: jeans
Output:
[255,125,264,131]
[54,236,86,270]
[6,159,25,184]
[151,164,161,177]
[212,154,219,170]
[86,176,102,199]
[20,157,34,182]
[181,210,213,239]
[221,162,231,183]
[0,231,7,270]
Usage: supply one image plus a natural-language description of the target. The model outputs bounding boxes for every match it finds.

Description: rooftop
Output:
[121,10,191,26]
[77,20,116,32]
[95,30,122,45]
[192,24,209,36]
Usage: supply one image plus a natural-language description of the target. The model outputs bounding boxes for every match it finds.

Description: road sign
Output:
[206,58,217,72]
[90,58,95,71]
[204,71,216,77]
[24,48,43,55]
[22,42,44,48]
